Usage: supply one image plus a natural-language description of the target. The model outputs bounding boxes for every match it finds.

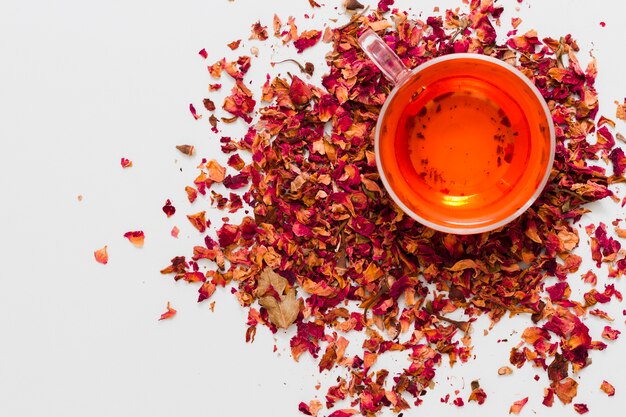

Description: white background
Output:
[1,0,625,416]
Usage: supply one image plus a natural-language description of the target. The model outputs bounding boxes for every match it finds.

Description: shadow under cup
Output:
[376,54,555,234]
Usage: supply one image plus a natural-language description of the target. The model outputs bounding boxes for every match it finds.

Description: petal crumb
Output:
[120,158,133,168]
[170,226,179,238]
[94,245,108,264]
[158,302,177,321]
[198,48,208,59]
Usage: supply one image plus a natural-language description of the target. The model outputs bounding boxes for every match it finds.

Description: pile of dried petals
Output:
[158,1,626,415]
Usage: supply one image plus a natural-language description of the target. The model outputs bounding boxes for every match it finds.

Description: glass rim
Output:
[374,52,556,235]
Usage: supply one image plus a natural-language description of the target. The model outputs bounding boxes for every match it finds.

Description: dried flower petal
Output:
[249,21,268,41]
[94,245,108,264]
[601,325,620,340]
[170,226,179,238]
[509,397,528,414]
[616,99,626,121]
[162,199,176,218]
[187,211,207,233]
[189,103,201,120]
[123,231,145,248]
[158,301,177,321]
[203,98,216,111]
[294,30,322,53]
[120,158,133,168]
[227,39,241,50]
[573,403,589,414]
[206,160,226,182]
[555,378,578,404]
[600,380,615,396]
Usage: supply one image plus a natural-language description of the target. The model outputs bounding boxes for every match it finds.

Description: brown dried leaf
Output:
[257,267,299,329]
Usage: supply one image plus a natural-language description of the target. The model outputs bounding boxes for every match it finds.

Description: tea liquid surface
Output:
[394,76,532,211]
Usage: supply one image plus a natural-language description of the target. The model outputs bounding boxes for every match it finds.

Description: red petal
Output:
[158,302,177,321]
[123,231,145,248]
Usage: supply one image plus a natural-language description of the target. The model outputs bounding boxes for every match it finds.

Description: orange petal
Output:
[94,245,108,264]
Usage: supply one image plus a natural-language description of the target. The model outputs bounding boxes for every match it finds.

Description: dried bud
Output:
[344,0,364,11]
[176,145,195,156]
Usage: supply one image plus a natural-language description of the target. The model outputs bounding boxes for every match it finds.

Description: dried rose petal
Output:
[189,103,201,120]
[616,99,626,121]
[187,211,207,233]
[573,403,589,414]
[327,410,357,417]
[206,160,226,182]
[509,397,528,414]
[601,325,621,340]
[543,388,555,407]
[198,48,208,59]
[170,226,179,238]
[123,231,145,248]
[162,199,176,218]
[555,378,578,404]
[600,380,615,396]
[294,30,321,53]
[203,98,216,111]
[94,245,108,264]
[120,158,133,168]
[249,21,268,41]
[158,301,176,321]
[227,39,241,50]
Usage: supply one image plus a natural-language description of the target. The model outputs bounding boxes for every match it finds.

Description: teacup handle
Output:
[358,29,411,85]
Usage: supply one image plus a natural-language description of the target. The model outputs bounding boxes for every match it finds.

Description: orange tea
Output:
[376,55,554,233]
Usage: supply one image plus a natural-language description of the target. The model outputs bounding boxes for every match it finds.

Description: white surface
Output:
[1,0,625,416]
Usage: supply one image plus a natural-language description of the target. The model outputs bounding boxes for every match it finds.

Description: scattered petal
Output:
[158,302,177,321]
[123,231,145,248]
[94,245,108,264]
[509,397,528,414]
[162,199,176,218]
